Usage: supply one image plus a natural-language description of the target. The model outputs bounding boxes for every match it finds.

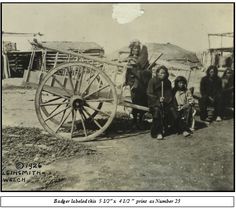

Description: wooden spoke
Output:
[84,103,110,117]
[47,104,61,117]
[59,103,68,123]
[44,106,71,122]
[55,109,72,133]
[40,101,69,106]
[98,75,103,88]
[67,68,75,94]
[79,109,87,121]
[83,84,109,99]
[76,68,84,93]
[74,70,80,93]
[42,96,62,104]
[52,75,72,96]
[43,99,67,117]
[77,110,87,137]
[82,107,102,129]
[81,72,99,95]
[70,110,76,139]
[43,88,70,100]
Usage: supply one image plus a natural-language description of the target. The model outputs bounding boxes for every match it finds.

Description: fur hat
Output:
[129,39,141,48]
[174,76,187,86]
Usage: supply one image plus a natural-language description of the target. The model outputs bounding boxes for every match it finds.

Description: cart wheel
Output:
[40,101,103,127]
[35,62,117,142]
[40,82,103,127]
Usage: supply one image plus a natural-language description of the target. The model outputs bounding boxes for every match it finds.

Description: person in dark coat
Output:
[147,65,177,139]
[125,40,151,128]
[199,65,223,122]
[221,68,234,114]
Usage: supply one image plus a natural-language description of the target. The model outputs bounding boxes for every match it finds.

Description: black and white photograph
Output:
[1,3,234,192]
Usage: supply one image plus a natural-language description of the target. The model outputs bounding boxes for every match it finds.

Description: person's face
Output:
[158,69,167,80]
[131,46,139,56]
[209,69,215,78]
[177,81,185,90]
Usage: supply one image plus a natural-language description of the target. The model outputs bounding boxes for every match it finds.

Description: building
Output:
[2,32,104,79]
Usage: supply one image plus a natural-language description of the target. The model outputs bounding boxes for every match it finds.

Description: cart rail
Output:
[31,39,125,68]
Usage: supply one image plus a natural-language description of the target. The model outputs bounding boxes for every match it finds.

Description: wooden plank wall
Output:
[5,49,104,78]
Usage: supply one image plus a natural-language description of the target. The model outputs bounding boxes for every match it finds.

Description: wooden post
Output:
[2,54,9,79]
[187,68,192,84]
[25,50,35,82]
[67,54,71,62]
[53,52,59,68]
[161,81,164,98]
[208,34,211,49]
[41,49,47,71]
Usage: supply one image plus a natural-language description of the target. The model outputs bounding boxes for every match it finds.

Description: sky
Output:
[2,3,234,54]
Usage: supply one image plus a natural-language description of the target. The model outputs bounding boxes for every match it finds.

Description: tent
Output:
[107,42,201,70]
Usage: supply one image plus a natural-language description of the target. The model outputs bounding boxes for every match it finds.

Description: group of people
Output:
[124,40,234,140]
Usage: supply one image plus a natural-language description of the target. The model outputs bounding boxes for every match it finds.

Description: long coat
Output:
[125,45,151,109]
[147,77,173,108]
[200,76,222,98]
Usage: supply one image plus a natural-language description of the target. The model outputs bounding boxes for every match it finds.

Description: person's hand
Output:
[129,61,137,66]
[160,97,164,103]
[128,57,137,64]
[188,98,195,105]
[178,105,183,111]
[209,96,214,102]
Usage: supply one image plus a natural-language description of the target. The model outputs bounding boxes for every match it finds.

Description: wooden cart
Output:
[31,41,150,142]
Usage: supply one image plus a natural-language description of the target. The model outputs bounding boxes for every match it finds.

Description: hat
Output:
[129,39,141,48]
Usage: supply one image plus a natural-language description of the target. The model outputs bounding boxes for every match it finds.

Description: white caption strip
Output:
[1,196,234,207]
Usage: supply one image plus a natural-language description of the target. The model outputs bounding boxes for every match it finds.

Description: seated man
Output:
[221,68,234,113]
[199,65,223,122]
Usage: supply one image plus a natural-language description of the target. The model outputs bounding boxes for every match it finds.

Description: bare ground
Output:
[2,81,234,191]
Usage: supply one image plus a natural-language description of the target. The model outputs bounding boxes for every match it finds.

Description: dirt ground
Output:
[2,79,234,191]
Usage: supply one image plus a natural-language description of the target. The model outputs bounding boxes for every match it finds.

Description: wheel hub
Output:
[70,96,85,110]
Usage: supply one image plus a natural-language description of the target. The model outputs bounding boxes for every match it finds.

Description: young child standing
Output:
[173,76,195,136]
[147,66,177,140]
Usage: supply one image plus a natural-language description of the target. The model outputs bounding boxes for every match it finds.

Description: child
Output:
[173,76,195,136]
[147,65,177,139]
